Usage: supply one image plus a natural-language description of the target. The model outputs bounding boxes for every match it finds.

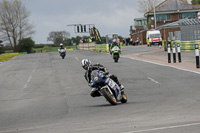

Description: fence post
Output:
[177,43,181,63]
[195,44,199,68]
[173,43,176,63]
[168,43,171,63]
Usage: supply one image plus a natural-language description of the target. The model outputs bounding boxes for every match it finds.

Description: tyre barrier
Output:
[95,44,109,53]
[163,40,200,51]
[79,42,95,50]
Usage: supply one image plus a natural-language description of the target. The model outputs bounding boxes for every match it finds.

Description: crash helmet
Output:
[113,39,117,44]
[60,43,64,48]
[81,59,91,70]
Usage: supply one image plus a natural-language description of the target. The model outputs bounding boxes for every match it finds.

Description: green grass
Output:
[34,46,79,53]
[0,53,20,62]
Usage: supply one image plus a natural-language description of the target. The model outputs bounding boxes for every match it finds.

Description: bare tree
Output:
[47,31,70,45]
[0,0,35,52]
[137,0,164,14]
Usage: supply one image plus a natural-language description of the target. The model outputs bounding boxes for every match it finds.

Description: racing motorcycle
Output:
[59,49,66,59]
[90,70,127,105]
[111,46,121,63]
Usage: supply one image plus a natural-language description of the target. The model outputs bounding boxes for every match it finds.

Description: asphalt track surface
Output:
[0,46,200,133]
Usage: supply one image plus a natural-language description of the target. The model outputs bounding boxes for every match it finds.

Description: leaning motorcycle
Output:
[90,70,127,105]
[111,46,121,63]
[59,49,66,59]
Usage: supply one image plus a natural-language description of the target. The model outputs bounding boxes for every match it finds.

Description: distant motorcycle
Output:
[111,46,121,63]
[59,49,66,59]
[90,70,127,105]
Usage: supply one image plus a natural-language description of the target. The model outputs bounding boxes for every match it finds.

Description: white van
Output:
[146,29,162,46]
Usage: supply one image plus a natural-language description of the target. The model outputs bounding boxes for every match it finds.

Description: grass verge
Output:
[0,53,20,62]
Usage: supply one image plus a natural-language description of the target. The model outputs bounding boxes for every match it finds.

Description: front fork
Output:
[105,78,121,100]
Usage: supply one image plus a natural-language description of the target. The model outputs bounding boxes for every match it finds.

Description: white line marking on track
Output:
[121,56,200,75]
[123,122,200,133]
[23,65,37,89]
[147,77,160,84]
[75,57,79,61]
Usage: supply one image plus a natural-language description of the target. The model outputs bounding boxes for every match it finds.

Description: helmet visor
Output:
[83,64,88,70]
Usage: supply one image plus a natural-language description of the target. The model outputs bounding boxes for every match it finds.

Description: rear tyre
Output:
[100,88,117,105]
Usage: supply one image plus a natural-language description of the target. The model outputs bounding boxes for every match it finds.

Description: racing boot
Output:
[116,82,124,92]
[120,84,124,94]
[90,88,102,97]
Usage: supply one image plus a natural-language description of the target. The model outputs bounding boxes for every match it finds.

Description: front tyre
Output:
[100,88,117,105]
[120,92,127,103]
[114,54,119,63]
[61,54,65,59]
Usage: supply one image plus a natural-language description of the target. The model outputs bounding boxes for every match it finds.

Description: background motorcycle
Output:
[59,49,66,59]
[90,70,127,105]
[111,46,121,63]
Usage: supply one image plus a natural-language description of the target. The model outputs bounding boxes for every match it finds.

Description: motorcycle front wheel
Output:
[100,88,117,105]
[120,92,127,103]
[61,54,65,59]
[114,54,119,63]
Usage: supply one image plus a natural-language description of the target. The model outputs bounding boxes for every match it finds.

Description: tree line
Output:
[0,0,35,53]
[191,0,200,4]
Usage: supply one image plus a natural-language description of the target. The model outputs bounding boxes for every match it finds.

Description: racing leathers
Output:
[58,46,66,53]
[109,42,121,54]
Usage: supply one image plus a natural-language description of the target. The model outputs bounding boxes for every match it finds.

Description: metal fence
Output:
[181,24,200,41]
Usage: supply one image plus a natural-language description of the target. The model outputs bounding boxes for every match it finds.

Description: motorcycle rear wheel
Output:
[100,88,117,105]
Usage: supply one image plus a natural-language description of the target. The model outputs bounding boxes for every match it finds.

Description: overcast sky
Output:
[20,0,143,44]
[20,0,192,44]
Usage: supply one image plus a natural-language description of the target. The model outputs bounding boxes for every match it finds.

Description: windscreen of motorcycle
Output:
[91,70,102,84]
[60,49,66,53]
[112,46,119,51]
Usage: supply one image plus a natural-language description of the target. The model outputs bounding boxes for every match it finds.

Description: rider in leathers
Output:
[58,43,66,53]
[109,39,121,54]
[81,59,124,97]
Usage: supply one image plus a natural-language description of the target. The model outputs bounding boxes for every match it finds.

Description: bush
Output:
[34,44,45,48]
[18,38,35,53]
[0,45,5,54]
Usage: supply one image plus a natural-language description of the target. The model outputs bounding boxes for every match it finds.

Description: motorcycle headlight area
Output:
[94,76,99,81]
[98,73,105,78]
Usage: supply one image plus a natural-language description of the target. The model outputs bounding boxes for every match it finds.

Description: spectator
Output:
[118,38,120,44]
[140,41,142,45]
[89,38,92,43]
[136,37,139,46]
[126,38,130,46]
[130,38,133,46]
[123,39,125,45]
[133,39,135,46]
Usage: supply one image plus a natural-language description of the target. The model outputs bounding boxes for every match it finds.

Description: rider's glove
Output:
[90,81,94,87]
